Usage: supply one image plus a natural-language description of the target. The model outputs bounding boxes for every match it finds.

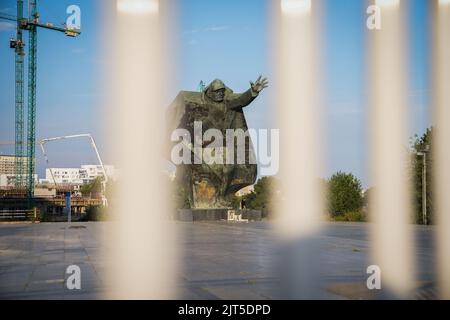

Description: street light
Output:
[417,145,430,225]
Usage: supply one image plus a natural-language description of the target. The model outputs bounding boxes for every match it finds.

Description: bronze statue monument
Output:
[166,76,268,209]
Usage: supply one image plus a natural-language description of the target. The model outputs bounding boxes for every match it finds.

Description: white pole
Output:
[275,0,324,298]
[368,0,414,298]
[422,152,427,225]
[106,0,178,299]
[433,0,450,299]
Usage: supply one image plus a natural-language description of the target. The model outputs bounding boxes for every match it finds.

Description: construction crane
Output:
[38,134,109,206]
[0,0,81,206]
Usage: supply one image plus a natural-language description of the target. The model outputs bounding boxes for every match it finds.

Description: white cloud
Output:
[184,25,231,35]
[184,25,231,45]
[328,101,363,116]
[0,7,14,13]
[204,25,230,32]
[0,21,14,31]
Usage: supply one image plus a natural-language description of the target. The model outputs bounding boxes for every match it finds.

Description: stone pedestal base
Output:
[175,209,262,222]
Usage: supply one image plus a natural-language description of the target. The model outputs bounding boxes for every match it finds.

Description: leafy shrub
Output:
[327,172,364,217]
[81,206,109,221]
[332,210,365,222]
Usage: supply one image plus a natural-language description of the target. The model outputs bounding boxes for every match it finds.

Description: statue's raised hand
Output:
[250,75,269,94]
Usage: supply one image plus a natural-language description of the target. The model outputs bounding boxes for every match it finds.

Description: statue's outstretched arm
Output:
[227,89,258,109]
[227,75,268,110]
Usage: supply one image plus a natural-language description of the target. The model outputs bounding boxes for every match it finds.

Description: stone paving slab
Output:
[0,221,436,300]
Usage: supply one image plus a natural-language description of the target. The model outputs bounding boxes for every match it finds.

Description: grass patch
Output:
[331,210,365,222]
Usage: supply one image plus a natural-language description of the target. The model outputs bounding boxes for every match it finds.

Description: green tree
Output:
[327,172,363,217]
[242,176,279,210]
[80,177,103,197]
[230,193,243,209]
[410,127,433,224]
[363,187,372,208]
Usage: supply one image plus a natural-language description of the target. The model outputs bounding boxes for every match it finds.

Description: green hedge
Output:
[81,206,109,222]
[332,210,365,222]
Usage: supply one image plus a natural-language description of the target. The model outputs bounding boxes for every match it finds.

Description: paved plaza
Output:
[0,221,437,299]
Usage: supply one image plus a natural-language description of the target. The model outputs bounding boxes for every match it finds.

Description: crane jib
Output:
[0,0,81,206]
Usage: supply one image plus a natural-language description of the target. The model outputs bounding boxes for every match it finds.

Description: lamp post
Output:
[417,145,430,225]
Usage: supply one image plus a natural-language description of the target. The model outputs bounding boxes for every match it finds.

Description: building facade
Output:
[0,155,34,188]
[80,165,115,181]
[41,165,116,185]
[0,155,28,175]
[44,168,84,184]
[0,174,38,188]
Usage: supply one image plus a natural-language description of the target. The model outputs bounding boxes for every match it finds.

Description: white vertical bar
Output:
[105,0,177,299]
[433,0,450,300]
[275,0,324,298]
[368,0,414,298]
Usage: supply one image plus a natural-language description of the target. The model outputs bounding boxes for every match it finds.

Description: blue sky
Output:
[0,0,431,187]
